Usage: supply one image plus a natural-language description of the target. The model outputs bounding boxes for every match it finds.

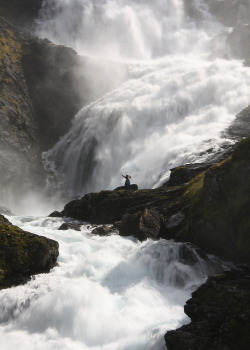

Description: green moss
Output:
[180,137,250,262]
[184,172,204,203]
[0,218,56,288]
[0,29,21,64]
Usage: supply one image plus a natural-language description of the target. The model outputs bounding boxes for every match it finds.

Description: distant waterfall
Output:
[37,0,250,196]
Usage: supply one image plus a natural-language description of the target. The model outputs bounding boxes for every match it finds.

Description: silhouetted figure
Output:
[121,174,131,190]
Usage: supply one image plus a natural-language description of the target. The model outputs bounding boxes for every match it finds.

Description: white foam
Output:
[0,216,221,349]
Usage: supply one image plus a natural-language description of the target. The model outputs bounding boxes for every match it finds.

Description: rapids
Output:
[0,216,227,350]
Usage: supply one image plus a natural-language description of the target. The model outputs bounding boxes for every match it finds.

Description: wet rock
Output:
[0,214,59,289]
[114,184,138,191]
[165,265,250,350]
[164,210,186,239]
[49,211,63,218]
[224,105,250,140]
[119,208,161,241]
[165,163,210,187]
[178,137,250,263]
[61,182,186,225]
[58,222,81,231]
[92,225,112,236]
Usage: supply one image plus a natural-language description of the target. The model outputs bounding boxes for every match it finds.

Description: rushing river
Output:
[0,215,226,349]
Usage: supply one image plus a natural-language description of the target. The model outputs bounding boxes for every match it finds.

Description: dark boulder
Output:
[119,208,162,241]
[92,225,112,236]
[58,222,81,231]
[164,210,187,239]
[165,265,250,350]
[0,214,59,289]
[61,183,186,226]
[49,211,63,218]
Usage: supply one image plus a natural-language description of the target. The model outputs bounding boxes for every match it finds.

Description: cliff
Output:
[0,4,126,207]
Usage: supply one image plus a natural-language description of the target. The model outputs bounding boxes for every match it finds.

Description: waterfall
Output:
[37,0,250,196]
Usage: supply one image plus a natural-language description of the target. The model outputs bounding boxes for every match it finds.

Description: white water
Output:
[36,0,250,196]
[0,215,226,349]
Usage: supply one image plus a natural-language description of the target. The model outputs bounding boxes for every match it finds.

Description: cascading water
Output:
[37,0,250,196]
[0,216,227,350]
[0,1,247,349]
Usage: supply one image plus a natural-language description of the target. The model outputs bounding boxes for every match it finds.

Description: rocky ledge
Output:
[0,214,59,289]
[55,136,250,264]
[165,265,250,350]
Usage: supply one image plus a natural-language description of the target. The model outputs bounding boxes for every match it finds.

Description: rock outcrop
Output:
[165,265,250,350]
[58,137,250,264]
[119,208,162,241]
[177,137,250,263]
[0,214,59,289]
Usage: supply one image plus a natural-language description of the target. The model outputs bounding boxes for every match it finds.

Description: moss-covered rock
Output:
[178,137,250,263]
[61,184,186,227]
[0,214,59,289]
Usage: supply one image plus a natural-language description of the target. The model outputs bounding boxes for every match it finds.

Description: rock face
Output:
[0,214,59,289]
[0,17,45,199]
[0,5,127,207]
[0,15,98,202]
[165,265,250,350]
[178,137,250,263]
[119,208,162,241]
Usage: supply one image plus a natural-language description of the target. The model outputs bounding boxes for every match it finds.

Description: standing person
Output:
[121,174,131,190]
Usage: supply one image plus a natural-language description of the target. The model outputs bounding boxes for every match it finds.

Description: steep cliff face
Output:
[179,137,250,263]
[0,18,44,200]
[0,3,127,209]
